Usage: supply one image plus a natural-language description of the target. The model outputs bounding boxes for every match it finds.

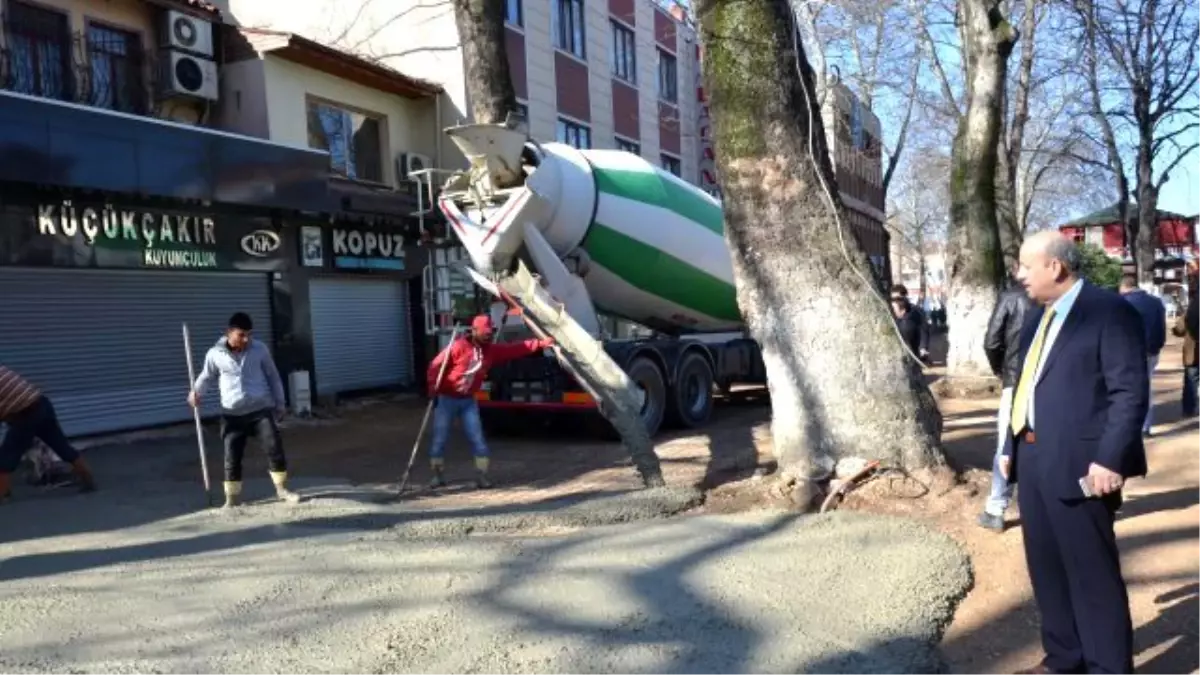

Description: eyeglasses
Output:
[890,296,905,302]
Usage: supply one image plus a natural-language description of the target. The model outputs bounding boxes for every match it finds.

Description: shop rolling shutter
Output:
[310,277,413,395]
[0,267,273,437]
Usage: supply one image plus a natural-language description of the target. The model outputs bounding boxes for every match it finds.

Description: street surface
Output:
[0,477,969,673]
[0,336,1195,673]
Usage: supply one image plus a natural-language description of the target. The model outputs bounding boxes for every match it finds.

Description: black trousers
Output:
[0,396,80,473]
[221,408,286,482]
[1018,444,1132,674]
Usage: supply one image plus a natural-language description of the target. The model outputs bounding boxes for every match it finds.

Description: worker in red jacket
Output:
[426,314,554,489]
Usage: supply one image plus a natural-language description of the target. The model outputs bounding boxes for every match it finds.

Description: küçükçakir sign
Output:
[34,200,281,269]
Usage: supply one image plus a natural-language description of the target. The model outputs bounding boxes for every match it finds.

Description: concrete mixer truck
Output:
[433,122,766,437]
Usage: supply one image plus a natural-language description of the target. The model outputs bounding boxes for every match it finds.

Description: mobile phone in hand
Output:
[1079,475,1096,498]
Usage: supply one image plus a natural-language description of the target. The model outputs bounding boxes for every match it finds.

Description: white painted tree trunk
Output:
[945,284,997,376]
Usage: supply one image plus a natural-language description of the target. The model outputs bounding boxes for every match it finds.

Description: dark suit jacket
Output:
[1001,282,1150,499]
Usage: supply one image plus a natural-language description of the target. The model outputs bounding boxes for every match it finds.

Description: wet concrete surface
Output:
[0,437,971,674]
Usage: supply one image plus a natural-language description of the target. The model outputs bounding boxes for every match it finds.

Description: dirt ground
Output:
[184,336,1197,674]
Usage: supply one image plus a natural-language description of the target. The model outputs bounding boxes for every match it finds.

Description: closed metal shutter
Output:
[310,277,413,395]
[0,267,273,436]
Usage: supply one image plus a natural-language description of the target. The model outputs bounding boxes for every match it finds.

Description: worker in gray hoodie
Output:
[188,312,299,508]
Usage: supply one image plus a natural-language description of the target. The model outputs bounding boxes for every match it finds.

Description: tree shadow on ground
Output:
[940,522,1200,674]
[934,353,1198,673]
[699,390,776,491]
[465,513,802,673]
[0,489,641,582]
[794,635,952,673]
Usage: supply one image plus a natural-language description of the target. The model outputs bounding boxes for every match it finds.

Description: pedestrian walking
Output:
[188,312,298,508]
[889,284,930,362]
[1119,275,1167,436]
[1001,231,1147,675]
[978,268,1033,532]
[1173,265,1199,418]
[426,315,554,489]
[0,366,97,501]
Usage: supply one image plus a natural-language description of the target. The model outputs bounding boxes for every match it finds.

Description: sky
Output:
[1157,145,1199,216]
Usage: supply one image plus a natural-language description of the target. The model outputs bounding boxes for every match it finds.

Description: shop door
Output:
[0,267,274,436]
[310,277,413,396]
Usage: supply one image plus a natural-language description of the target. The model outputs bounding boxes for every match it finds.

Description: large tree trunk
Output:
[451,0,518,124]
[1134,121,1158,288]
[995,0,1037,274]
[945,0,1016,383]
[695,0,944,492]
[995,122,1020,275]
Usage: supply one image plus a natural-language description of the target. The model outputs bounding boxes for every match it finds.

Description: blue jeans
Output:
[429,396,489,460]
[985,387,1016,517]
[1184,365,1199,417]
[0,396,80,473]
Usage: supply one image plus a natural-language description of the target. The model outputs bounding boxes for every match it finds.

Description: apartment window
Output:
[87,23,146,114]
[5,1,72,101]
[307,100,385,183]
[552,0,586,59]
[661,153,681,176]
[506,0,523,27]
[657,49,677,103]
[610,20,636,84]
[557,118,592,149]
[615,137,640,154]
[850,98,865,150]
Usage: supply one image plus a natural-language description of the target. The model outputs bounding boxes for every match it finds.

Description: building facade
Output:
[821,82,890,288]
[219,27,446,401]
[1059,204,1199,296]
[0,0,333,436]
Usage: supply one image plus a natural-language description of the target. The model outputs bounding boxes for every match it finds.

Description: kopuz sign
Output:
[332,227,406,270]
[34,200,282,270]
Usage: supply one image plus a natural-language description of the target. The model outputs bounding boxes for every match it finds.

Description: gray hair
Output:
[1045,236,1082,275]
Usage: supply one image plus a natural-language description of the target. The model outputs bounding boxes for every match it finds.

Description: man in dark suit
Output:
[1000,231,1149,675]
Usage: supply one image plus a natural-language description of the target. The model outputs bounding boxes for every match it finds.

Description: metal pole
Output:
[182,323,213,507]
[396,324,462,496]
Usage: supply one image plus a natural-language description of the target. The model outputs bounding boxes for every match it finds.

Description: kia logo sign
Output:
[241,230,281,257]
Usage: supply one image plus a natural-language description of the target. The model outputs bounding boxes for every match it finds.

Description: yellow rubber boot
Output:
[270,471,302,504]
[223,481,243,509]
[429,458,447,489]
[474,456,493,490]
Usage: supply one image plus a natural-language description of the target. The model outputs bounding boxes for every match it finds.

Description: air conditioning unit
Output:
[159,50,220,101]
[396,152,433,181]
[159,10,214,58]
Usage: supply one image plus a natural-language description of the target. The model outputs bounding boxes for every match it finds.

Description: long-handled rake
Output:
[395,324,463,497]
[182,323,213,507]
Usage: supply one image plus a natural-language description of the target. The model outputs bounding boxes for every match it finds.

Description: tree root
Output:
[819,460,881,513]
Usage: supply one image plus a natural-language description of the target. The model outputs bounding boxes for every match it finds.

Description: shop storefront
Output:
[0,192,289,436]
[293,219,427,398]
[0,89,329,437]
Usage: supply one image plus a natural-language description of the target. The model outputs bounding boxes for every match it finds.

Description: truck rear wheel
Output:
[627,356,666,436]
[669,351,714,428]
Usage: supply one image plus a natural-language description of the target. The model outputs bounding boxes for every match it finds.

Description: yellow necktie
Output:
[1010,308,1057,436]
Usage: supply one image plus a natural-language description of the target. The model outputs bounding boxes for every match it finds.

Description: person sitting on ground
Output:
[0,366,97,502]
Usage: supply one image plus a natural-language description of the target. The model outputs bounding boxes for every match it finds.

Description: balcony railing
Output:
[0,10,157,117]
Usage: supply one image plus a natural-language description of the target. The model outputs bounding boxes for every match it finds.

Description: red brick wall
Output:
[612,80,639,139]
[555,52,591,122]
